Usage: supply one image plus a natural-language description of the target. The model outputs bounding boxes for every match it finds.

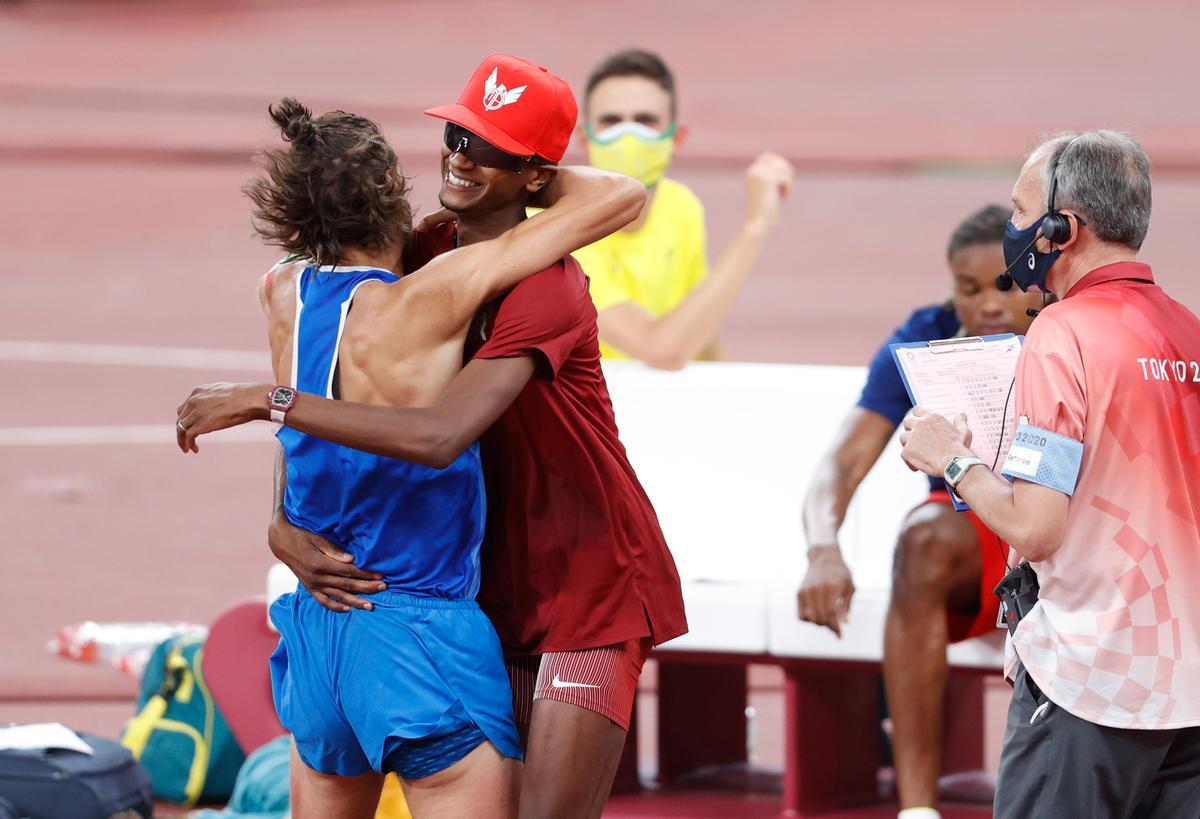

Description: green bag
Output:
[120,635,246,806]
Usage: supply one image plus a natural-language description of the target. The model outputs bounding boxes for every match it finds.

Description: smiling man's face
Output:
[439,149,530,214]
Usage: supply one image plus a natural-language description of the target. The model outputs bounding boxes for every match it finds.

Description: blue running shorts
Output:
[268,589,523,778]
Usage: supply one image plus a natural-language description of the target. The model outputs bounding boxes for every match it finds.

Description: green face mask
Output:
[585,122,677,188]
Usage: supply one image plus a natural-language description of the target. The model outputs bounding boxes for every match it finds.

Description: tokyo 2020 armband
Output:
[1001,419,1084,495]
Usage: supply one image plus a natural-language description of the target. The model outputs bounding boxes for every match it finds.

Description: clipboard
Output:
[889,334,1023,511]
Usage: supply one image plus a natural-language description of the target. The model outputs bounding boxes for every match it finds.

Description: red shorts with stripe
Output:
[505,638,652,733]
[923,490,1009,643]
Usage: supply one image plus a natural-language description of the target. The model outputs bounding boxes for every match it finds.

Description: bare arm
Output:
[177,356,537,468]
[274,356,535,468]
[803,408,898,549]
[797,408,896,635]
[899,407,1069,561]
[597,153,794,370]
[949,468,1068,562]
[400,167,646,338]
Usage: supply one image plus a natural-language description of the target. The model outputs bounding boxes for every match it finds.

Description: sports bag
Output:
[121,635,244,805]
[0,730,152,819]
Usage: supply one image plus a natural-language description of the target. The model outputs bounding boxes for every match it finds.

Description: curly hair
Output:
[244,98,412,267]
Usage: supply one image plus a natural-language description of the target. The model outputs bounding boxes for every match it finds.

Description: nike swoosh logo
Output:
[551,673,601,690]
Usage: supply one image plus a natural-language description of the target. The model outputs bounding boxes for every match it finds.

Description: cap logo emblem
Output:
[482,67,526,111]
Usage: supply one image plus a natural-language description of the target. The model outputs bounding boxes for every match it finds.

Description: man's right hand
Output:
[176,382,272,453]
[743,151,795,234]
[268,513,386,612]
[797,545,855,638]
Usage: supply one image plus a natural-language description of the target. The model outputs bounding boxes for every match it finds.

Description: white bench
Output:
[602,361,1002,811]
[603,360,1002,664]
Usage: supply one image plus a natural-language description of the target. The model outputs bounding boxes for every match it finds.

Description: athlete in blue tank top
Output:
[177,97,645,816]
[268,262,515,790]
[278,263,486,599]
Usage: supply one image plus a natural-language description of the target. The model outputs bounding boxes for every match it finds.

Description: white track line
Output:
[0,424,276,447]
[0,340,268,371]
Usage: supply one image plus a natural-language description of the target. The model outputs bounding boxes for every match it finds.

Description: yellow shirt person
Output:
[579,49,792,369]
[573,178,708,360]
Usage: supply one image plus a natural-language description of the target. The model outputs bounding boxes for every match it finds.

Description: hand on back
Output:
[268,513,387,613]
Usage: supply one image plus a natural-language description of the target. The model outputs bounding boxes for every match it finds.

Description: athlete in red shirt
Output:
[177,55,687,818]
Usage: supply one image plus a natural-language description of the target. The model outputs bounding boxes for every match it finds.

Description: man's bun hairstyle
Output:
[271,97,318,146]
[245,97,412,268]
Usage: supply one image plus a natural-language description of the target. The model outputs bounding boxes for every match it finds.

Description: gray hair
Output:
[1035,130,1152,250]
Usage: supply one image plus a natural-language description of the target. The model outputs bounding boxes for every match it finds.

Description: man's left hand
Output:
[899,406,974,477]
[176,382,273,453]
[414,208,457,233]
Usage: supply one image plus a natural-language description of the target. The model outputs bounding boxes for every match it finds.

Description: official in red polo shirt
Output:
[901,131,1200,819]
[175,55,687,819]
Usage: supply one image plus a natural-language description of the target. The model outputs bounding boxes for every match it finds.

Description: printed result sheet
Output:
[890,334,1023,478]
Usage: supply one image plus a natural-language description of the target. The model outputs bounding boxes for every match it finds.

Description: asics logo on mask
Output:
[1002,215,1060,294]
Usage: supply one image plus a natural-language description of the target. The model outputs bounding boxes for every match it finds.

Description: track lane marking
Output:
[0,340,267,371]
[0,424,275,446]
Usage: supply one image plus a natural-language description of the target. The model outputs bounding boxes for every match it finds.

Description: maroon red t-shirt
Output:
[406,222,688,655]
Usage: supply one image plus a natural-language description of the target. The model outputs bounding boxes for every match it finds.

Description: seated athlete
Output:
[195,96,645,819]
[797,204,1043,819]
[176,55,688,819]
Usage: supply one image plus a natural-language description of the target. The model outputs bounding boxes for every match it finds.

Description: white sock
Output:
[898,809,941,819]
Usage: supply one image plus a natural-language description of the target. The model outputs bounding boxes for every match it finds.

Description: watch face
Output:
[946,461,963,482]
[270,387,295,408]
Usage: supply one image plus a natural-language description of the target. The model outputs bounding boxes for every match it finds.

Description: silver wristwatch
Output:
[944,456,985,489]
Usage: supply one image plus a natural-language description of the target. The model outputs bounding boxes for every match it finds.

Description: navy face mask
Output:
[1002,215,1059,293]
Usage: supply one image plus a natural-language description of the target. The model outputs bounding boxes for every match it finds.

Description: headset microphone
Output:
[994,227,1044,292]
[1026,307,1040,318]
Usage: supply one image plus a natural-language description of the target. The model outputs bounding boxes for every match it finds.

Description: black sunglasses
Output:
[442,122,550,172]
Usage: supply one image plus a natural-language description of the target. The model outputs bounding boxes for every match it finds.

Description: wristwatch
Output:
[268,386,297,424]
[944,455,985,489]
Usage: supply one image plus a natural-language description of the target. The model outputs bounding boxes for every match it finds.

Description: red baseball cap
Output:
[425,54,577,164]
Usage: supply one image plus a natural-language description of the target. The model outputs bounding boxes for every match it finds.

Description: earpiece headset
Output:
[1040,142,1078,245]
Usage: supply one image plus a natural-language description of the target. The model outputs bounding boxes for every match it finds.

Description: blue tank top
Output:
[277,265,486,599]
